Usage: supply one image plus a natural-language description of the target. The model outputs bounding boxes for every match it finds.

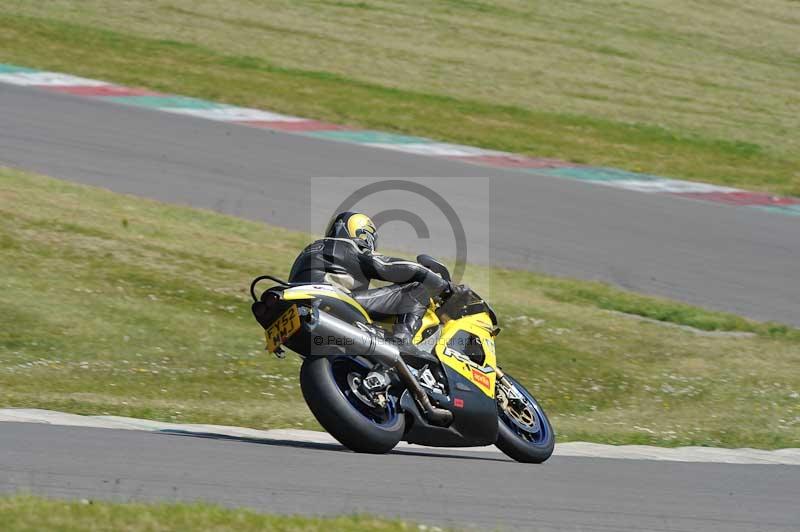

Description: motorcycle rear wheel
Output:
[300,356,405,454]
[495,373,555,463]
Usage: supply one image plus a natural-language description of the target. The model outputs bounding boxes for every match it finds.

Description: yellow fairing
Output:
[412,303,441,343]
[434,312,497,398]
[282,285,371,322]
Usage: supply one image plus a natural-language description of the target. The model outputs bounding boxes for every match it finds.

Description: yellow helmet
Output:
[325,212,377,252]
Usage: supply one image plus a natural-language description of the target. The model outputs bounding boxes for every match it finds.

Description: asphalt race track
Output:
[2,423,799,531]
[2,83,800,325]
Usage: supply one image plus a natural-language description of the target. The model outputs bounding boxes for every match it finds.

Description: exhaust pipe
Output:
[303,308,453,426]
[302,306,400,365]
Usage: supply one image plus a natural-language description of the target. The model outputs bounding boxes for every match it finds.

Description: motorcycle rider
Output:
[288,211,453,349]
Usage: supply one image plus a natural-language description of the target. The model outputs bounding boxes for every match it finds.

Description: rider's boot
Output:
[391,313,420,345]
[390,314,437,363]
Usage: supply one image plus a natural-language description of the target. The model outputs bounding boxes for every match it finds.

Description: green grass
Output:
[0,495,422,532]
[0,1,798,196]
[1,167,800,449]
[537,277,780,336]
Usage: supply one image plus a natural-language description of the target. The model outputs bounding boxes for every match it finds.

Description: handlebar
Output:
[437,283,472,320]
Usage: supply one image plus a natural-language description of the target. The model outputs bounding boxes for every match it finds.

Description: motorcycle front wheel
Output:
[300,356,405,454]
[495,372,555,463]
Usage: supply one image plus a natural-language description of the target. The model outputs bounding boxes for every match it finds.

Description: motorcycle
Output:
[250,255,554,463]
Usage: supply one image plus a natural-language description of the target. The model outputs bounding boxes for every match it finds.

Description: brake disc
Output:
[498,383,538,431]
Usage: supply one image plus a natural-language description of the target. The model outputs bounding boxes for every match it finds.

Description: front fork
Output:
[495,366,511,390]
[495,367,534,427]
[495,366,523,407]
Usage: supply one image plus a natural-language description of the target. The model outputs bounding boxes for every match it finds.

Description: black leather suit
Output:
[288,238,449,341]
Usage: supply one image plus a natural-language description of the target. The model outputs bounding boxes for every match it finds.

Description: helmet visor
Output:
[357,230,376,252]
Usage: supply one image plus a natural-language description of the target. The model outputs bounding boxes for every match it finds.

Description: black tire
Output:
[300,356,405,454]
[495,374,555,463]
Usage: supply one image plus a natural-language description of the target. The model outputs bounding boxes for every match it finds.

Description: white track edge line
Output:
[1,409,798,465]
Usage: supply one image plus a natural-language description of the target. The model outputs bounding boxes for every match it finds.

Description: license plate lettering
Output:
[265,305,301,352]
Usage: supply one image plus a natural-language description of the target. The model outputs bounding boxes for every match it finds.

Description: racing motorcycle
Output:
[250,255,554,463]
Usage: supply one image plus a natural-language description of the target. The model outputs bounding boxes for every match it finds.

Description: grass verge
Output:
[0,495,420,532]
[0,5,798,196]
[1,167,799,448]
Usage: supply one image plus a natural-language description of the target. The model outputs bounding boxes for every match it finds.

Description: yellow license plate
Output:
[265,304,301,352]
